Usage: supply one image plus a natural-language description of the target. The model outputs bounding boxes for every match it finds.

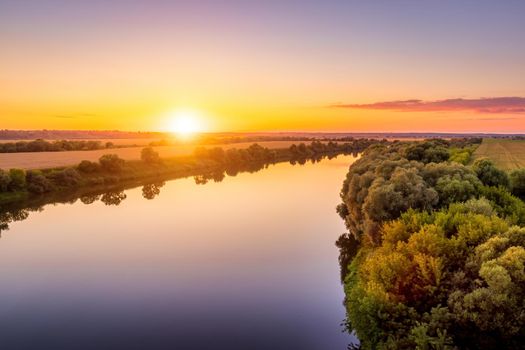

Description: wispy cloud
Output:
[330,97,525,114]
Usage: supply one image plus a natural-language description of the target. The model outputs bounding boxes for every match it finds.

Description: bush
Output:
[78,160,101,173]
[141,147,160,164]
[448,146,474,165]
[8,169,26,190]
[405,141,449,163]
[473,158,510,188]
[510,168,525,196]
[99,154,125,172]
[48,168,81,187]
[0,169,11,191]
[26,170,53,194]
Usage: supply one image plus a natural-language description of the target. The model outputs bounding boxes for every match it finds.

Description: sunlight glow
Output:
[167,109,205,137]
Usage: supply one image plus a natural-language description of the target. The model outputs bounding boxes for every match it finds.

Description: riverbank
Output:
[335,138,524,349]
[0,140,379,206]
[0,140,320,170]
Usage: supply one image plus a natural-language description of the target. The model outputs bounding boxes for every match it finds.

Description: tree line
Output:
[336,138,525,349]
[0,139,119,153]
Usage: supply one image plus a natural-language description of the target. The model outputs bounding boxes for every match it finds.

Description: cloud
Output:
[330,97,525,114]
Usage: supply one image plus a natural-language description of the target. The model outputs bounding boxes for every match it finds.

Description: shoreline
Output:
[0,140,378,207]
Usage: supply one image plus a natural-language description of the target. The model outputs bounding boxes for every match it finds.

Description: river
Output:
[0,155,358,349]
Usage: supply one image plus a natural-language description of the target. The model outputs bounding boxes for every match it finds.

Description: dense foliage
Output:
[336,138,524,349]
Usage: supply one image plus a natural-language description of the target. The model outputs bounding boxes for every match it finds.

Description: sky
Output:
[1,0,525,133]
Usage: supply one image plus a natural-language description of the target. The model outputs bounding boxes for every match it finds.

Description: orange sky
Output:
[1,1,524,133]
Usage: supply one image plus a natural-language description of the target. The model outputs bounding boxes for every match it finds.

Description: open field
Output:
[473,138,525,170]
[0,141,303,170]
[0,138,162,146]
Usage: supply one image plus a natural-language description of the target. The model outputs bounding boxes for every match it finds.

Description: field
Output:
[473,138,525,170]
[0,138,161,146]
[0,141,302,170]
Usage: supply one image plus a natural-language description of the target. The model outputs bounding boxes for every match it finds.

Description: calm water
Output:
[0,155,358,350]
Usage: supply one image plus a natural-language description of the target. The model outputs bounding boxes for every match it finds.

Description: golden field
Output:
[473,138,525,170]
[0,141,302,170]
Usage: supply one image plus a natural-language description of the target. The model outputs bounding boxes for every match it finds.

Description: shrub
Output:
[26,170,53,194]
[78,160,101,173]
[141,147,160,164]
[0,169,11,191]
[8,169,26,190]
[99,154,125,172]
[473,158,510,188]
[448,146,474,165]
[48,168,81,187]
[510,168,525,196]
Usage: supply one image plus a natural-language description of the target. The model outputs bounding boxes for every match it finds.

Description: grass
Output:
[473,138,525,170]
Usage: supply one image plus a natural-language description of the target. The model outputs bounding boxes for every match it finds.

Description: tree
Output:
[78,160,100,173]
[510,168,525,196]
[26,170,53,194]
[208,147,225,162]
[473,158,510,188]
[405,141,449,164]
[0,169,11,191]
[8,169,26,190]
[141,147,160,164]
[99,154,125,172]
[48,168,81,186]
[345,201,524,349]
[337,140,524,349]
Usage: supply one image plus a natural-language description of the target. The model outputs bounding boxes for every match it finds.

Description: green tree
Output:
[0,169,11,191]
[8,169,26,190]
[48,168,81,186]
[510,168,525,196]
[473,158,510,188]
[345,201,524,349]
[26,170,53,194]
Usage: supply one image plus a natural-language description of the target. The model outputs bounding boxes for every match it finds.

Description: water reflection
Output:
[0,154,359,350]
[101,190,128,206]
[0,152,358,234]
[142,182,164,200]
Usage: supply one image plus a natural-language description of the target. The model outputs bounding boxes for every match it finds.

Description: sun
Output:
[167,109,204,137]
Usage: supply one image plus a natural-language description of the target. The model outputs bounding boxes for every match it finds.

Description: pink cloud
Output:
[330,97,525,114]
